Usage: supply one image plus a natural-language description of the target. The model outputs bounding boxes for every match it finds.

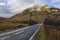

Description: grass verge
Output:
[35,25,47,40]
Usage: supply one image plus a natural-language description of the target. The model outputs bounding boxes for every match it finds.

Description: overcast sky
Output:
[0,0,60,18]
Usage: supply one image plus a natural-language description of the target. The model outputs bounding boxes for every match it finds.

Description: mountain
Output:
[0,5,60,32]
[9,5,60,26]
[9,5,43,21]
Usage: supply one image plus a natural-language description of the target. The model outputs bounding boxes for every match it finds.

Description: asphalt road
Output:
[0,24,42,40]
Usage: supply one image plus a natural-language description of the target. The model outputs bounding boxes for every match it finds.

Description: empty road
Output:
[0,24,42,40]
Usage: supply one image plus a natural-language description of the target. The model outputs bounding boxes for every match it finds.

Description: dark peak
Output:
[50,7,60,10]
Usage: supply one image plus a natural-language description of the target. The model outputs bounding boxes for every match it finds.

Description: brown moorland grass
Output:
[34,25,47,40]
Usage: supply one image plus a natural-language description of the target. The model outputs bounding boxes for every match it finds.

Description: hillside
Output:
[43,13,60,40]
[0,5,60,32]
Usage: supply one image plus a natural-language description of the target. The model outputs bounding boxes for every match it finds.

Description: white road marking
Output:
[0,36,10,40]
[0,26,33,36]
[0,27,31,36]
[0,24,42,37]
[0,38,4,40]
[29,25,41,40]
[15,31,24,34]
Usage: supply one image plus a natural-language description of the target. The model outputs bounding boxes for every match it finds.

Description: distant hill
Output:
[0,17,7,22]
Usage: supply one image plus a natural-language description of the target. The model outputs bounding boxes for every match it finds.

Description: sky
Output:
[0,0,60,18]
